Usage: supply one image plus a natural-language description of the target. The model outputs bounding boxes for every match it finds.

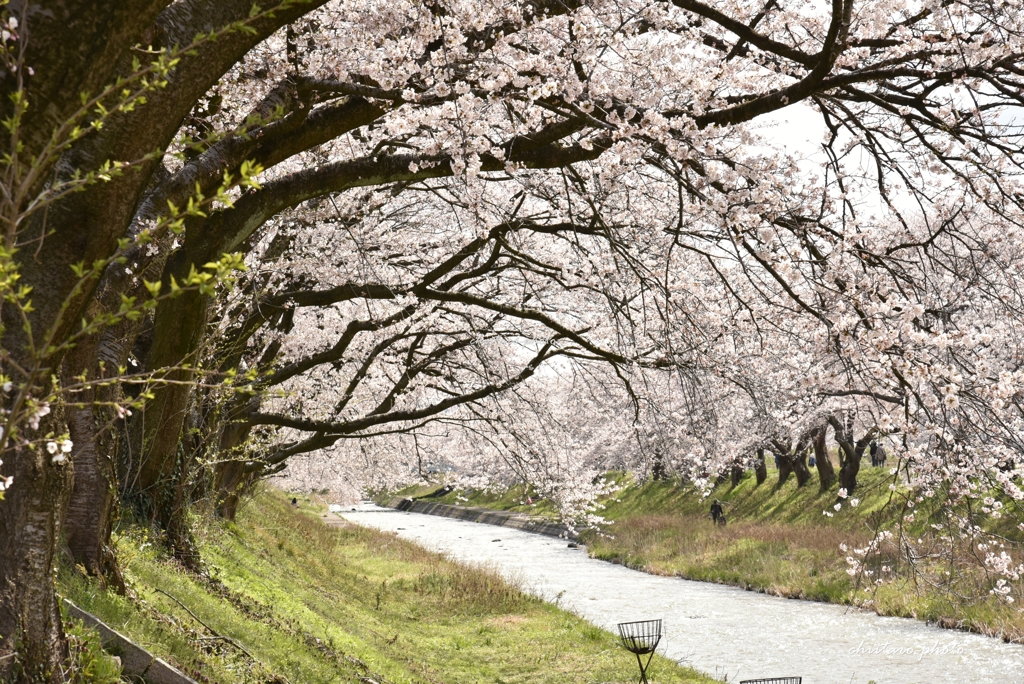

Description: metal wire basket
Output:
[617,619,662,654]
[617,619,662,684]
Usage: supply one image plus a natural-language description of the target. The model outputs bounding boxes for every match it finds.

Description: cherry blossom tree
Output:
[4,0,1024,677]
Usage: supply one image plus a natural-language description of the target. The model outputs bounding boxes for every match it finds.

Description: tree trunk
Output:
[63,266,167,588]
[775,450,792,488]
[213,397,259,519]
[62,328,130,589]
[792,447,812,487]
[64,404,119,574]
[754,448,767,485]
[838,447,864,494]
[0,431,74,681]
[812,426,836,491]
[828,413,875,495]
[730,463,743,487]
[126,284,210,516]
[214,461,249,520]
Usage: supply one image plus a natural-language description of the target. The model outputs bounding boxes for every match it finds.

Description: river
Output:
[338,505,1024,684]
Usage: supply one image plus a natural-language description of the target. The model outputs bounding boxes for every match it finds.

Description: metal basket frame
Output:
[616,619,662,684]
[739,678,802,684]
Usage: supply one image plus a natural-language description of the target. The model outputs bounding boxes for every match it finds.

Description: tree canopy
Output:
[2,0,1024,678]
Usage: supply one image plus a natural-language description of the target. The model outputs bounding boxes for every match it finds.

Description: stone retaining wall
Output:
[386,498,579,541]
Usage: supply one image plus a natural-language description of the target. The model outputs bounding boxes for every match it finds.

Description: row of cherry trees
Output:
[2,0,1024,678]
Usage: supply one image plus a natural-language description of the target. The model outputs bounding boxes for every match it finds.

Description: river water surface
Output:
[338,505,1024,683]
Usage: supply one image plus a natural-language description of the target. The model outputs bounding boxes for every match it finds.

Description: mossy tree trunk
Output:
[213,397,261,520]
[125,288,211,521]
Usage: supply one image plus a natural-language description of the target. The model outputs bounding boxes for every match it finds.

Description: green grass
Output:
[591,466,899,524]
[59,487,720,683]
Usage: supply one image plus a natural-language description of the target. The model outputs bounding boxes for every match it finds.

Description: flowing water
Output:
[338,505,1024,683]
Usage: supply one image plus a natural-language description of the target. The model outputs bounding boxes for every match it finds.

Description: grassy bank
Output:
[394,468,1024,642]
[59,487,718,683]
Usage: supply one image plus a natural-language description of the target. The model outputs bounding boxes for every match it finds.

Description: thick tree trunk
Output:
[754,448,767,485]
[0,434,73,681]
[126,286,210,516]
[63,274,161,589]
[773,437,812,488]
[214,461,248,520]
[829,413,874,495]
[213,396,259,519]
[812,426,837,491]
[775,450,792,488]
[64,404,118,576]
[839,453,860,493]
[792,448,812,487]
[62,333,112,574]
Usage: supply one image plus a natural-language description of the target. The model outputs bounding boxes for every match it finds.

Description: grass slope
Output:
[59,487,719,684]
[584,468,896,603]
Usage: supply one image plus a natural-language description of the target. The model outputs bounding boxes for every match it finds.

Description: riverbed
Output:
[338,505,1024,683]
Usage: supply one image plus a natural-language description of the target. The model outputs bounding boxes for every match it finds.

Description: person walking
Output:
[710,499,724,525]
[870,441,879,467]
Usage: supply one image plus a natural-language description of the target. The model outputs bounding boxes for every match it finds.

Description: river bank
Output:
[343,504,1024,684]
[58,487,717,683]
[390,468,1024,643]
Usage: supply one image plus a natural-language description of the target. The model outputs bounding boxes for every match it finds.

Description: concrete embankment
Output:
[385,497,578,541]
[64,600,199,684]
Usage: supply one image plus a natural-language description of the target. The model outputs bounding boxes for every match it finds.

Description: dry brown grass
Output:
[485,614,529,628]
[588,510,1024,642]
[411,559,535,614]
